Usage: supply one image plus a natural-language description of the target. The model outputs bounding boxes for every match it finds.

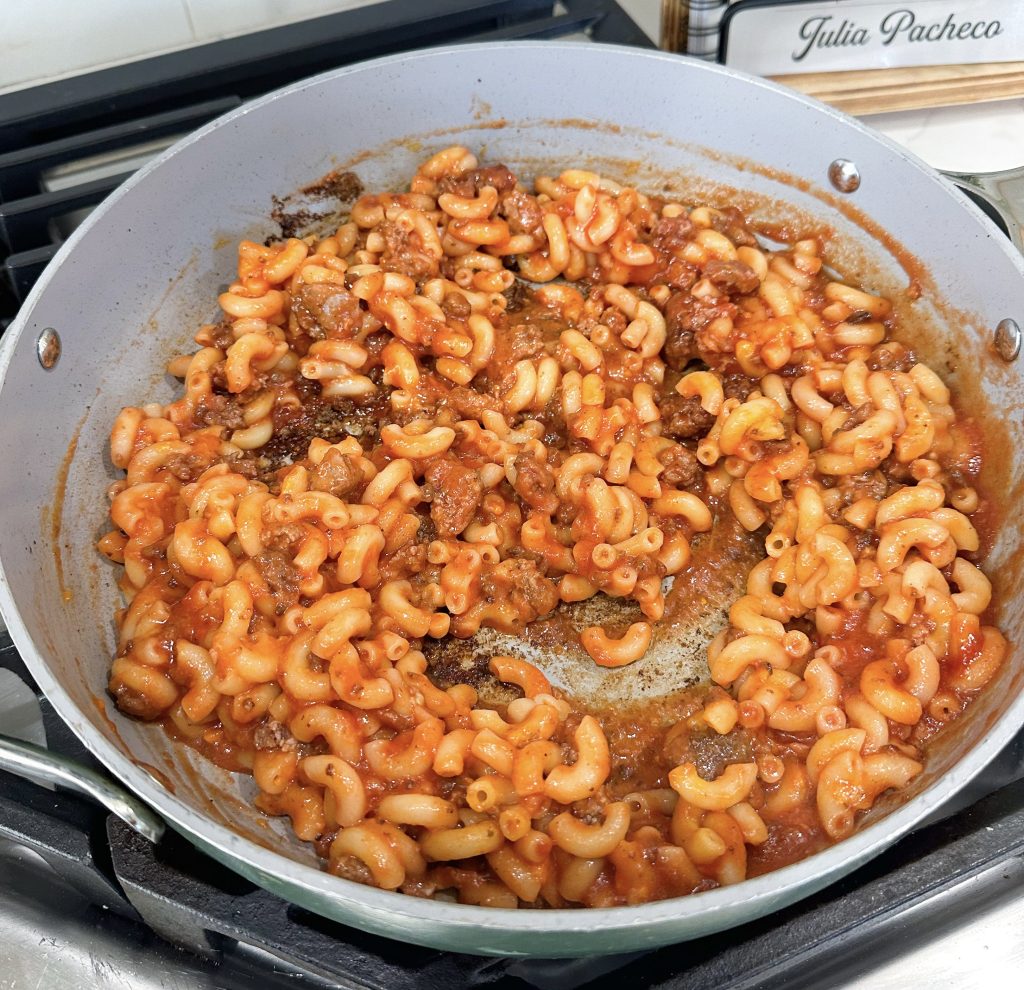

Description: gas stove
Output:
[2,3,1023,987]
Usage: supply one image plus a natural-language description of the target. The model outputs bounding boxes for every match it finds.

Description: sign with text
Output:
[720,0,1024,74]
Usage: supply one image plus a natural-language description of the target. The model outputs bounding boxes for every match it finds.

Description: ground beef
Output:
[310,449,363,498]
[425,457,484,537]
[379,220,440,280]
[555,501,576,526]
[500,188,544,238]
[445,386,494,421]
[252,550,301,612]
[662,726,754,781]
[600,305,627,335]
[436,173,474,197]
[868,341,915,372]
[656,257,699,292]
[378,542,429,584]
[292,283,363,339]
[164,451,208,483]
[261,396,383,475]
[840,402,874,431]
[704,259,760,295]
[570,795,610,825]
[710,206,757,247]
[195,320,234,350]
[663,291,726,370]
[224,452,260,480]
[503,323,546,362]
[109,681,168,721]
[362,331,390,362]
[329,855,374,885]
[721,373,758,402]
[192,394,246,430]
[480,558,558,623]
[438,256,460,281]
[504,279,534,312]
[837,470,891,505]
[660,393,716,441]
[659,443,703,489]
[441,292,472,320]
[253,718,297,752]
[650,215,695,253]
[261,523,305,552]
[401,513,428,548]
[534,404,568,451]
[512,452,558,512]
[634,554,667,582]
[474,165,517,194]
[438,164,517,198]
[207,360,230,393]
[938,422,983,485]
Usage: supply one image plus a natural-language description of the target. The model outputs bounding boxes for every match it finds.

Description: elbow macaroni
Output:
[101,150,1009,909]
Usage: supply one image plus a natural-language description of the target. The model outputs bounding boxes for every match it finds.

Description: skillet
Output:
[0,42,1023,956]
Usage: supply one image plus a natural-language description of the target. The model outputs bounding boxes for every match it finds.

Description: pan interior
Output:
[427,517,762,710]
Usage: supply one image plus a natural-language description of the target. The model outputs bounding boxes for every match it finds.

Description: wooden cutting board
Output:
[773,61,1024,115]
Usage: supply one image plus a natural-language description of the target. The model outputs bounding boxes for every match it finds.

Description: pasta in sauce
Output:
[99,148,1007,907]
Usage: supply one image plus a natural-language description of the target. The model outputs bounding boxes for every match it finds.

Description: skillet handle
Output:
[940,165,1024,254]
[0,732,165,843]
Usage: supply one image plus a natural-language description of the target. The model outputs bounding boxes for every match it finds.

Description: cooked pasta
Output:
[99,148,1008,907]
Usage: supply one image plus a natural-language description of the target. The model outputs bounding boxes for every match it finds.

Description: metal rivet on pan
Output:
[828,159,861,193]
[994,318,1021,361]
[36,327,61,369]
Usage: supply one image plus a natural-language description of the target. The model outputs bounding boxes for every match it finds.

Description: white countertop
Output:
[860,99,1024,173]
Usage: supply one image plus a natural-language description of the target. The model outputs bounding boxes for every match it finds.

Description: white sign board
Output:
[721,0,1024,75]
